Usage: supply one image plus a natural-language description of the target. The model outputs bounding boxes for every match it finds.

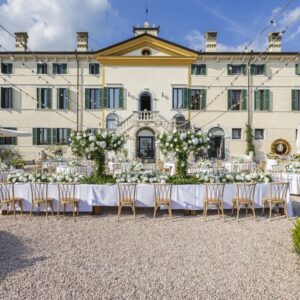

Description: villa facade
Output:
[0,23,299,161]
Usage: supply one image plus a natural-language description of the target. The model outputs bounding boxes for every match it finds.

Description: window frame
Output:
[232,128,242,140]
[108,88,121,109]
[1,87,13,109]
[89,63,100,75]
[172,88,184,110]
[254,128,265,140]
[37,63,48,74]
[1,63,13,74]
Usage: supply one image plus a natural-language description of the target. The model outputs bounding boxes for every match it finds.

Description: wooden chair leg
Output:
[203,202,207,221]
[13,202,16,219]
[29,204,34,220]
[19,201,23,216]
[284,201,288,219]
[132,204,136,221]
[46,203,48,219]
[57,203,61,220]
[117,205,121,221]
[168,204,172,221]
[252,202,256,221]
[262,203,265,216]
[269,202,272,221]
[237,204,240,222]
[37,204,39,216]
[221,204,225,221]
[153,205,158,219]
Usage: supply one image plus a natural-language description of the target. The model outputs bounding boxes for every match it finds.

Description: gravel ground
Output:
[1,208,300,300]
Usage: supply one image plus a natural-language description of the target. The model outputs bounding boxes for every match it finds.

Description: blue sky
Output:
[0,0,299,51]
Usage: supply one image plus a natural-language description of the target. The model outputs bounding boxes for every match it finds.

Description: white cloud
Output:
[278,6,300,42]
[0,0,115,51]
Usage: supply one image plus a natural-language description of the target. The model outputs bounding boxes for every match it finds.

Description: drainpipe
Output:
[247,51,253,126]
[75,50,79,132]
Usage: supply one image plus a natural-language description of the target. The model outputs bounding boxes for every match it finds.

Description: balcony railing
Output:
[132,111,159,121]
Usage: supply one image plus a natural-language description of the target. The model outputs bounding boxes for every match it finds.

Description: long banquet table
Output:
[13,183,294,216]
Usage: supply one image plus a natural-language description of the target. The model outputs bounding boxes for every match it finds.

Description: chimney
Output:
[15,32,28,51]
[77,32,88,52]
[268,32,281,52]
[205,32,217,52]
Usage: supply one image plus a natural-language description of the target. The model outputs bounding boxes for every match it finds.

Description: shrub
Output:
[80,174,116,185]
[292,219,300,254]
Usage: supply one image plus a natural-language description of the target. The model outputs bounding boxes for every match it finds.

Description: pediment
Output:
[95,34,198,66]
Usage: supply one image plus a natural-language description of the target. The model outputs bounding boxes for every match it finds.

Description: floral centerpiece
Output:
[291,154,300,162]
[7,172,85,183]
[157,130,211,177]
[70,131,126,177]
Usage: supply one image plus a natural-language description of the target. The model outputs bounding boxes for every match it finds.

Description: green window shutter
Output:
[47,88,52,109]
[32,128,38,145]
[67,129,71,142]
[264,90,270,111]
[63,64,67,74]
[99,88,103,108]
[47,128,52,145]
[119,87,124,108]
[254,90,260,111]
[201,64,207,75]
[8,88,13,108]
[52,128,58,145]
[241,89,247,110]
[292,90,296,110]
[191,65,196,75]
[103,87,109,108]
[182,88,190,109]
[200,89,206,109]
[296,64,300,75]
[8,64,13,74]
[250,65,255,75]
[227,64,232,75]
[95,64,100,74]
[36,88,41,109]
[56,88,59,109]
[65,88,69,109]
[89,64,92,74]
[263,64,266,75]
[241,64,247,75]
[53,63,57,74]
[85,89,90,109]
[227,90,232,110]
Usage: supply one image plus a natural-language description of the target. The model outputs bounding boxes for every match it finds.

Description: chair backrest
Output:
[118,184,137,204]
[58,183,76,202]
[0,183,14,202]
[269,182,289,201]
[205,183,225,202]
[0,170,9,183]
[270,170,282,182]
[154,184,172,202]
[75,166,88,175]
[239,162,256,173]
[30,183,48,202]
[236,183,256,201]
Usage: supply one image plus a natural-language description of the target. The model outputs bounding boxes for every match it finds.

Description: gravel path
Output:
[0,210,300,300]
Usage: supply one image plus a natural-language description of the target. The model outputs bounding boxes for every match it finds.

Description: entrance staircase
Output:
[117,111,173,133]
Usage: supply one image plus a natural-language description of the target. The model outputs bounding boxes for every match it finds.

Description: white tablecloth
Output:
[282,172,300,195]
[13,183,293,216]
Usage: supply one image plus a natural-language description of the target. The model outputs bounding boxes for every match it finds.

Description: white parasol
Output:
[0,128,31,137]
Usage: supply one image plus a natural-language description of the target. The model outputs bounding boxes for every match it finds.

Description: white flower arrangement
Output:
[70,131,126,158]
[7,173,85,183]
[157,130,210,156]
[196,172,272,184]
[114,170,169,184]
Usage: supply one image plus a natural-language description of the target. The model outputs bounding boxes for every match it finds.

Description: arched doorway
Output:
[139,92,152,111]
[208,127,225,159]
[136,128,155,162]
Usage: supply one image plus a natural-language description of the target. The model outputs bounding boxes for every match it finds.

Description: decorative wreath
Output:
[271,139,291,156]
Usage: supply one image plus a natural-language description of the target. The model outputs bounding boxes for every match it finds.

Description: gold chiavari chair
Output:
[47,162,57,174]
[257,161,266,173]
[153,184,173,220]
[117,184,137,221]
[57,183,80,221]
[232,183,256,221]
[0,183,23,218]
[155,160,164,172]
[262,182,289,220]
[0,170,9,183]
[270,170,283,182]
[30,183,54,219]
[203,183,225,221]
